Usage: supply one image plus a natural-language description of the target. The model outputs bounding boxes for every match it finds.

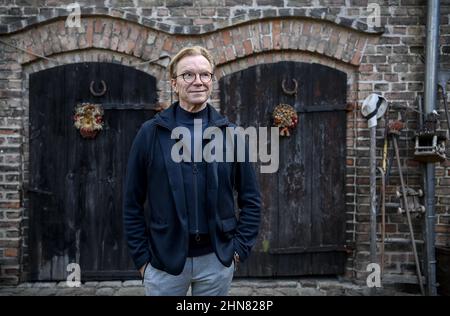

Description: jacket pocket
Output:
[221,217,237,234]
[149,221,169,231]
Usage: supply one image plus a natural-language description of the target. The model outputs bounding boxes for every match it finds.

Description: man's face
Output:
[171,54,213,110]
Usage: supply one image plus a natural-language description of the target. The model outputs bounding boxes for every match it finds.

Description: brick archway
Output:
[9,17,377,67]
[8,15,377,112]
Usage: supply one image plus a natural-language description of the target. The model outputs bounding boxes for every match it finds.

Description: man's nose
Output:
[192,74,203,85]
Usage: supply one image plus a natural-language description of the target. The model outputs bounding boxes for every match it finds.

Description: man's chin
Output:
[189,99,208,107]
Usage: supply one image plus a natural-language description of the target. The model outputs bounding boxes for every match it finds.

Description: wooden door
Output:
[220,61,347,276]
[28,62,158,280]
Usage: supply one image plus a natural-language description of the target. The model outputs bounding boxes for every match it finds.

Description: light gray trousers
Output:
[143,252,234,296]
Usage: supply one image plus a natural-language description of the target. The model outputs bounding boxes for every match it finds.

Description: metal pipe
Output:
[369,126,377,295]
[423,0,439,296]
[417,95,424,130]
[377,167,386,277]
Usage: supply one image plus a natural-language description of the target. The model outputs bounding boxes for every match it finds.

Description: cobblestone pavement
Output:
[0,278,418,296]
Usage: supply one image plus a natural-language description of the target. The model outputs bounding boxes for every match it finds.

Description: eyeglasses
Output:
[175,72,214,83]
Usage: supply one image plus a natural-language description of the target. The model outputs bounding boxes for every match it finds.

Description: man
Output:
[123,46,261,296]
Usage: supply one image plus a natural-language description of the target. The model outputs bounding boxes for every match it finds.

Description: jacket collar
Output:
[154,101,230,131]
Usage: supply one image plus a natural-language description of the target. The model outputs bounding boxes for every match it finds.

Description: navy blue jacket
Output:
[123,102,261,275]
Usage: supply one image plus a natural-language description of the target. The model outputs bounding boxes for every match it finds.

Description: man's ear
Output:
[171,78,178,94]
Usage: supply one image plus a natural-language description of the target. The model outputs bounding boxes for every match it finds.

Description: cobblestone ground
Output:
[0,278,418,296]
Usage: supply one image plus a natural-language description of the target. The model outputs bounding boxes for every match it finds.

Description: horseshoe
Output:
[90,80,107,97]
[282,78,298,96]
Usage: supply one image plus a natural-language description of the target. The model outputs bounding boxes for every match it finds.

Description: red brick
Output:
[129,25,140,42]
[201,8,216,16]
[385,92,415,100]
[279,34,289,50]
[302,21,312,35]
[85,20,94,47]
[133,29,148,58]
[247,56,256,67]
[118,26,132,53]
[4,248,18,257]
[218,50,226,64]
[0,202,20,208]
[206,38,214,50]
[94,19,104,33]
[157,8,168,16]
[112,20,122,36]
[260,21,270,35]
[263,54,273,64]
[110,36,119,51]
[241,25,251,41]
[193,18,213,25]
[225,46,235,61]
[0,129,16,135]
[4,268,19,275]
[233,41,244,57]
[334,44,344,60]
[359,64,373,72]
[243,39,253,55]
[356,177,369,185]
[436,225,450,234]
[0,240,19,248]
[262,36,271,50]
[125,40,136,55]
[162,38,173,52]
[351,39,367,65]
[222,30,232,46]
[57,20,66,35]
[383,224,398,233]
[350,50,362,65]
[272,20,281,50]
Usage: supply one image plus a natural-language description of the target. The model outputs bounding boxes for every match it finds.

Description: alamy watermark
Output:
[366,3,381,28]
[66,263,81,287]
[171,119,280,173]
[66,3,81,28]
[366,263,381,288]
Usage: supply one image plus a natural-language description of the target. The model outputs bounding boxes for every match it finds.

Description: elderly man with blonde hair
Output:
[123,46,261,296]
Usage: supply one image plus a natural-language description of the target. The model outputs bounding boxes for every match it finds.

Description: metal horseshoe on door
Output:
[281,78,298,96]
[90,80,107,97]
[281,77,300,110]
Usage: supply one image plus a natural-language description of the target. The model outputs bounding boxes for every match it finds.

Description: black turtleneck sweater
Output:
[175,104,213,257]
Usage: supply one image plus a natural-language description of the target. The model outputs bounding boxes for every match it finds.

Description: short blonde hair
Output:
[168,46,215,79]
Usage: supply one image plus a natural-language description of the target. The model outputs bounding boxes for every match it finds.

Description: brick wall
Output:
[0,0,449,288]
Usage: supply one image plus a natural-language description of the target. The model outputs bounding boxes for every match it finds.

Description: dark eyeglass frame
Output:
[174,72,214,83]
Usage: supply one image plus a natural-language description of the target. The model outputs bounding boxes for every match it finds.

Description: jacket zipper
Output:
[192,162,200,242]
